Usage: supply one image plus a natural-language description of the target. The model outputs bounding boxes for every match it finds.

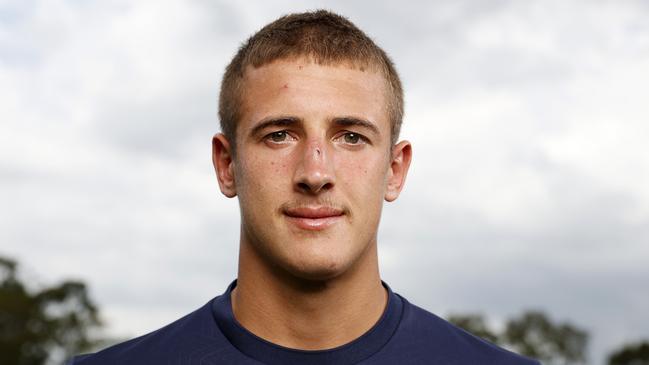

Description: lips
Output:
[283,206,345,231]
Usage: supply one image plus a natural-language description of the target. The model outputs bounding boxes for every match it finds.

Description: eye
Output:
[338,131,369,146]
[267,131,289,143]
[344,132,361,144]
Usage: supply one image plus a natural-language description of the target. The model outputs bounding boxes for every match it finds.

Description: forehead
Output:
[238,58,390,133]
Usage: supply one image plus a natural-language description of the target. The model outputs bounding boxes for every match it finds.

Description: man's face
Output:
[213,58,411,280]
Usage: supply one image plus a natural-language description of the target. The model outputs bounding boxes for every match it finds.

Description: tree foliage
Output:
[608,341,649,365]
[0,256,102,365]
[447,313,500,344]
[505,311,588,365]
[448,310,588,365]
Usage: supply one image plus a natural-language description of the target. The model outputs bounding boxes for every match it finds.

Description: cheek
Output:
[269,160,289,175]
[339,155,387,231]
[237,153,291,198]
[339,152,388,195]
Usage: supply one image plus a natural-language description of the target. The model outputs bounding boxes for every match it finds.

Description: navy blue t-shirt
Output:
[70,280,539,364]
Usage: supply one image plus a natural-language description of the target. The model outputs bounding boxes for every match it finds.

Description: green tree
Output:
[0,256,102,365]
[447,313,501,344]
[504,311,588,365]
[447,310,588,365]
[608,340,649,365]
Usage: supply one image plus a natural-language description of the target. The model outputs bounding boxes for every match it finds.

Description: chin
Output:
[287,263,346,281]
[281,250,354,282]
[244,223,372,283]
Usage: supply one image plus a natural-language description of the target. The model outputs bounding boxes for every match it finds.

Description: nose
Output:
[293,140,335,194]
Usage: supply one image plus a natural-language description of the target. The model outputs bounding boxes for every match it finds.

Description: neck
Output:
[232,237,387,350]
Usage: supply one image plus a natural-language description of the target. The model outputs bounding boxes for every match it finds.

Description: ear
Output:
[384,140,412,202]
[212,133,237,198]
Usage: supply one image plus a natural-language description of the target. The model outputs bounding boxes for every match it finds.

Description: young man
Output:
[71,10,540,364]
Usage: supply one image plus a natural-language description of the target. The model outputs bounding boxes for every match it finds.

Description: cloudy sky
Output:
[1,0,648,364]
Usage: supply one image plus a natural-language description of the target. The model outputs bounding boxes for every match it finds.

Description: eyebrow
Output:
[332,117,381,136]
[248,115,381,137]
[249,117,300,137]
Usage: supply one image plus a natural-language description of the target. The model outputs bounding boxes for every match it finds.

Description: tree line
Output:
[1,255,647,364]
[447,311,649,365]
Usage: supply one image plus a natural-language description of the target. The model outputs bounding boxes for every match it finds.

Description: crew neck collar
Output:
[211,279,403,365]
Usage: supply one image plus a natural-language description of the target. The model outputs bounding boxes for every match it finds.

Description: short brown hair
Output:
[218,10,403,152]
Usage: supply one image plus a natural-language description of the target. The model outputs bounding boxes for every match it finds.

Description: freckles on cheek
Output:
[269,161,281,168]
[269,160,288,174]
[348,155,389,186]
[344,159,364,176]
[346,156,374,176]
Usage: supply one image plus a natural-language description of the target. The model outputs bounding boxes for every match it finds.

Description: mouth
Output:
[283,206,345,231]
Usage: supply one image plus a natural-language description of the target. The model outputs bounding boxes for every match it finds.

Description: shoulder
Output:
[377,295,540,365]
[69,299,234,365]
